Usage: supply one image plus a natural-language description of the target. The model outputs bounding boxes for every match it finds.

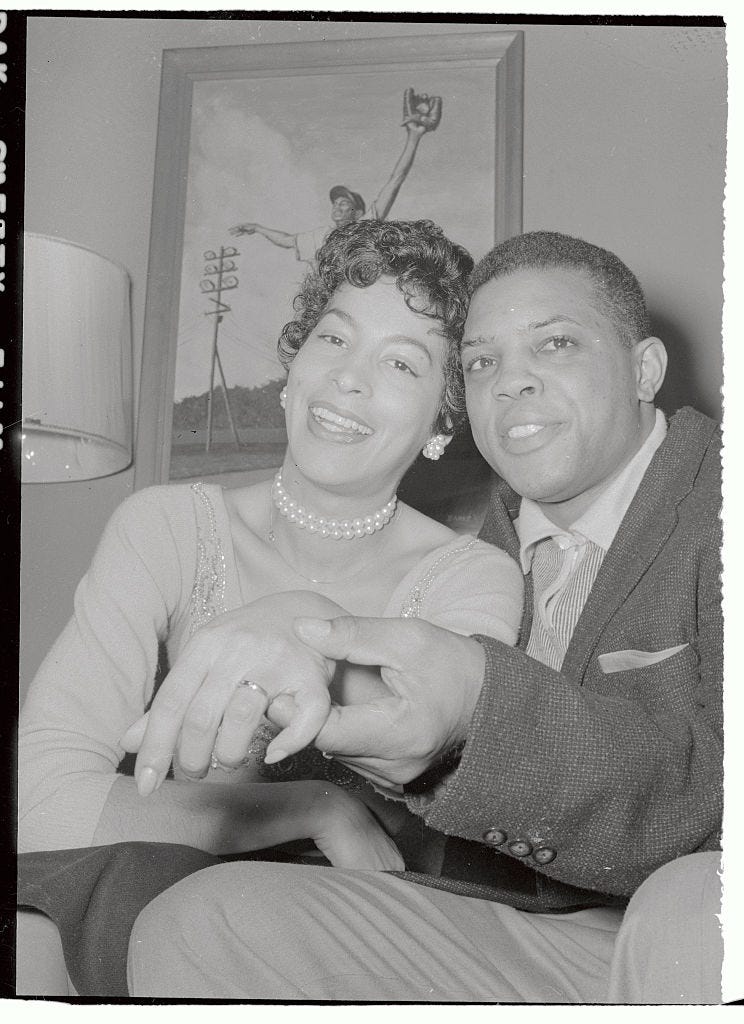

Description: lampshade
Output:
[22,233,133,483]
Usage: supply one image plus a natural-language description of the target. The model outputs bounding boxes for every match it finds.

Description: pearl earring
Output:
[422,434,448,460]
[279,386,287,409]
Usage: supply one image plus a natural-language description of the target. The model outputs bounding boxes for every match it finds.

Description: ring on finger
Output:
[209,681,270,773]
[237,678,269,704]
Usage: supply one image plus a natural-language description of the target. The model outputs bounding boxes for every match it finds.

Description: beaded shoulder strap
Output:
[400,537,478,619]
[189,482,227,636]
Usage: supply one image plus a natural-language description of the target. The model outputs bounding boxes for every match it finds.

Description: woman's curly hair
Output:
[278,219,474,434]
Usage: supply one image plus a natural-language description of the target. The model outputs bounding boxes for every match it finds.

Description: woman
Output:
[18,220,522,992]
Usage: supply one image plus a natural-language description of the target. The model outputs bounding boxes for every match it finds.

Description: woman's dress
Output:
[17,482,523,994]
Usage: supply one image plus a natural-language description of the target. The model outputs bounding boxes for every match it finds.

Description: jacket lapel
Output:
[480,407,719,674]
[560,407,719,681]
[481,480,534,650]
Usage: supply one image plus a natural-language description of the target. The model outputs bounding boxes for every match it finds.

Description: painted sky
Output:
[174,66,497,401]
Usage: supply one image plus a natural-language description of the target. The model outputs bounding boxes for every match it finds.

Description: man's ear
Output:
[634,336,668,401]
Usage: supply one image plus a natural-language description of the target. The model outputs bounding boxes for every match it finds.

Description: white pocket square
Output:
[598,643,689,674]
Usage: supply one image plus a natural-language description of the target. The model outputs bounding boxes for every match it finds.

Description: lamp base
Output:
[21,425,131,483]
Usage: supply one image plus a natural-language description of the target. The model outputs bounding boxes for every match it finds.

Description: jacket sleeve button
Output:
[508,839,533,858]
[533,847,557,865]
[482,828,507,846]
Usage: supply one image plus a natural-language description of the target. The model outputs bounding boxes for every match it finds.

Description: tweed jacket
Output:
[401,406,723,913]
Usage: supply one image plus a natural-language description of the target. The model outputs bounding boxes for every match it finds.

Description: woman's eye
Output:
[540,335,575,352]
[318,334,347,348]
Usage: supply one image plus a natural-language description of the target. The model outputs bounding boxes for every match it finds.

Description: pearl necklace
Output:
[270,470,397,540]
[267,501,388,584]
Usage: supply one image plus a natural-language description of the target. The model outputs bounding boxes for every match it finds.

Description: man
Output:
[129,232,723,1002]
[229,87,442,263]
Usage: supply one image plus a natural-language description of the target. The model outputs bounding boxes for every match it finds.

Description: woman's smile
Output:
[284,277,447,494]
[308,402,374,442]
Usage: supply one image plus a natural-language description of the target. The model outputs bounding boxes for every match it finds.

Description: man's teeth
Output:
[507,423,545,439]
[311,406,373,435]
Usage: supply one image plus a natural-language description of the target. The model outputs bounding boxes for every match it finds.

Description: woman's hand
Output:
[308,784,405,871]
[121,592,348,796]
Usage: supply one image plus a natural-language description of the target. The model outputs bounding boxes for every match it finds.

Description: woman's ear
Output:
[440,413,455,437]
[634,337,668,402]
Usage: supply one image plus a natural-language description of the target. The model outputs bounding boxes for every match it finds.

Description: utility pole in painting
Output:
[201,246,242,453]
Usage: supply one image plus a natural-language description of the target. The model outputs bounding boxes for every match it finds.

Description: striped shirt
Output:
[516,410,668,670]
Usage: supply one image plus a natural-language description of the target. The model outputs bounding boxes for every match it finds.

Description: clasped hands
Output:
[121,590,485,797]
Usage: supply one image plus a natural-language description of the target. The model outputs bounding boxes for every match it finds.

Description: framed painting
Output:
[135,30,523,529]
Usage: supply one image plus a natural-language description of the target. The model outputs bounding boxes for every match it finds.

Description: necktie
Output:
[526,534,604,670]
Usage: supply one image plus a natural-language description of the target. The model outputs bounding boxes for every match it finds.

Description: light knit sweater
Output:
[19,482,523,853]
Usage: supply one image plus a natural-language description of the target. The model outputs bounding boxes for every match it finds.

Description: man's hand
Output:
[402,87,442,134]
[295,616,486,786]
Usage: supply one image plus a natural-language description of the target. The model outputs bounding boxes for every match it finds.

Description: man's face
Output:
[463,266,653,525]
[331,196,358,226]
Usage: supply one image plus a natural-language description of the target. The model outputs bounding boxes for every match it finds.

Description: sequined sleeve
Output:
[188,482,228,636]
[399,538,478,619]
[399,537,523,644]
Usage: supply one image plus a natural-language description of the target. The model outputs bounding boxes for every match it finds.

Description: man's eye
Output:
[540,335,575,352]
[464,355,495,373]
[387,358,416,375]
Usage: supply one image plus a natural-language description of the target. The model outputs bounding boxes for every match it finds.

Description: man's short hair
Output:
[329,185,366,216]
[470,230,652,347]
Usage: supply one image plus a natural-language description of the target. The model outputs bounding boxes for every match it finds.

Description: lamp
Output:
[22,233,133,483]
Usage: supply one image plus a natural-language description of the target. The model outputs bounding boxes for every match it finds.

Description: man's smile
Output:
[497,420,563,454]
[506,423,545,440]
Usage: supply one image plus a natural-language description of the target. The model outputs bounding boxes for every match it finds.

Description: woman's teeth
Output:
[310,406,373,435]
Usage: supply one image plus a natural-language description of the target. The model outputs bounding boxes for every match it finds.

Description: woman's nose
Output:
[330,357,372,396]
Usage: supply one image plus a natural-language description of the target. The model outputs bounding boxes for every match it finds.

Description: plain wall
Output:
[20,16,727,697]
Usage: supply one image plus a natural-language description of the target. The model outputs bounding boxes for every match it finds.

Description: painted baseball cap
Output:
[329,185,366,215]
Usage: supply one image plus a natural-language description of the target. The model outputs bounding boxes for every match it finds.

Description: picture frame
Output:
[135,30,523,526]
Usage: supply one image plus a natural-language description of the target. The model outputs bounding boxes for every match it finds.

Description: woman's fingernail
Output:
[295,617,331,640]
[138,767,159,797]
[264,746,288,765]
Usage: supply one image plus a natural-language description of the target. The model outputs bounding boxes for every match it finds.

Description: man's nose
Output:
[491,355,542,400]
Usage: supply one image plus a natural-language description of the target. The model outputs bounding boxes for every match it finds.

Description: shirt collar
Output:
[515,409,668,574]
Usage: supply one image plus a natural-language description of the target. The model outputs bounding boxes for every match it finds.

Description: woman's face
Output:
[284,276,447,500]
